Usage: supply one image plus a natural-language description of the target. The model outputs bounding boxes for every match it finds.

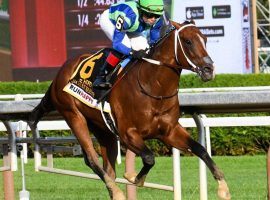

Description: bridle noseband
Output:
[174,23,199,72]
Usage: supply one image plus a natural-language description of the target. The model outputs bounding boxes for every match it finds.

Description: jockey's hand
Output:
[130,49,148,59]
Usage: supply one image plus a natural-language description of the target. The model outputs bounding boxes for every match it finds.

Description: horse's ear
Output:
[190,19,196,25]
[159,12,173,37]
[162,12,171,26]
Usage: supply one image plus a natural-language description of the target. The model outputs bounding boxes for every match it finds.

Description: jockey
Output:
[93,0,165,89]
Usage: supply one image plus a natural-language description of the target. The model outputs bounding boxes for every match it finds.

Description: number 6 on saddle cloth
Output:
[63,48,130,106]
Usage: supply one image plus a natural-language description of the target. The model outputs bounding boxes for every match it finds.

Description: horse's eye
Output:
[185,39,192,46]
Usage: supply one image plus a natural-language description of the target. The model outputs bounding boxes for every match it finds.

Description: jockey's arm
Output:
[112,29,148,59]
[111,10,136,55]
[112,29,132,55]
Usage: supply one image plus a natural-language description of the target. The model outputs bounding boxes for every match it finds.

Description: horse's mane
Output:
[154,25,175,45]
[183,20,195,25]
[153,20,196,47]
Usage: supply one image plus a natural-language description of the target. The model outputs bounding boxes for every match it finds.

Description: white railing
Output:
[1,87,270,200]
[0,94,44,100]
[1,115,270,200]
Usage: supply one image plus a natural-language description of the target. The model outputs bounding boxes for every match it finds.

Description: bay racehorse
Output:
[29,21,230,200]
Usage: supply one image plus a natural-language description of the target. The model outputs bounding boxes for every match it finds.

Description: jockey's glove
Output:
[130,49,148,59]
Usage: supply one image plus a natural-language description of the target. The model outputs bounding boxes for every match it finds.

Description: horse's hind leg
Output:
[122,128,155,187]
[61,111,125,200]
[90,125,118,179]
[161,124,231,200]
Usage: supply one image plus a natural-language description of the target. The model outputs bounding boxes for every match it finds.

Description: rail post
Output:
[125,149,137,200]
[173,148,181,200]
[2,144,15,200]
[267,146,270,200]
[28,123,41,171]
[3,121,18,171]
[192,114,208,200]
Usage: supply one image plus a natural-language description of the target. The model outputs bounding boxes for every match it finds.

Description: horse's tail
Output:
[28,84,55,127]
[0,113,30,121]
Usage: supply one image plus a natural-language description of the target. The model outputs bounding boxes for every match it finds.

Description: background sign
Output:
[64,0,172,58]
[172,0,252,74]
[186,7,204,19]
[212,5,231,18]
[64,0,125,58]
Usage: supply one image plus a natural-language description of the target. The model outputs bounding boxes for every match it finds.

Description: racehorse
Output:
[29,21,231,200]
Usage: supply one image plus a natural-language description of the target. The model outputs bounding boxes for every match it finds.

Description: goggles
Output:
[142,11,161,19]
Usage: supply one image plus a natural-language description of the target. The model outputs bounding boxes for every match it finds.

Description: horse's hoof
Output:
[134,175,146,187]
[217,180,231,200]
[124,172,137,184]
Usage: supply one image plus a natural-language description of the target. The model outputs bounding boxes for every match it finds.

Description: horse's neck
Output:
[143,52,180,95]
[128,31,180,98]
[150,62,179,89]
[153,31,178,67]
[149,33,180,86]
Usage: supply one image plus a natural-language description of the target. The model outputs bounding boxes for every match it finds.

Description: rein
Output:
[142,58,181,74]
[137,23,197,100]
[143,23,198,72]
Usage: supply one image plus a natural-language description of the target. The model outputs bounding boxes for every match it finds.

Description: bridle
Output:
[174,23,199,72]
[137,23,199,100]
[143,23,199,73]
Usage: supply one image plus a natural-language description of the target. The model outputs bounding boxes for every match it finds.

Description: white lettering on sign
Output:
[77,14,89,27]
[77,0,88,8]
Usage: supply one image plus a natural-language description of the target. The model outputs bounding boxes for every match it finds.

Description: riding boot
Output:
[93,61,112,89]
[93,51,122,89]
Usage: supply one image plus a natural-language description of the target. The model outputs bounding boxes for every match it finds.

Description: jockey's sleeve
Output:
[109,3,139,55]
[109,2,138,33]
[112,29,131,55]
[149,18,164,45]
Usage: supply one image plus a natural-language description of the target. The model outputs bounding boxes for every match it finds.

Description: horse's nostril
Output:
[204,67,212,73]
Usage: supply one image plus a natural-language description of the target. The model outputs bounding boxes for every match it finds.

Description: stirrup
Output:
[93,81,112,89]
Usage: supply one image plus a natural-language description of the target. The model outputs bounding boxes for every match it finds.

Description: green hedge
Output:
[0,81,51,94]
[179,73,270,88]
[1,74,270,94]
[0,73,270,156]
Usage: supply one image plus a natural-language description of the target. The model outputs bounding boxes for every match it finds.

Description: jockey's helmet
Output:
[138,0,164,16]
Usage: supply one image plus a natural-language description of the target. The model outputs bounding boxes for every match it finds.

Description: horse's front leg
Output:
[122,128,155,187]
[161,124,231,200]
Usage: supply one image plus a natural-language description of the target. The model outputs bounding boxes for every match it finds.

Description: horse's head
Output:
[171,21,215,81]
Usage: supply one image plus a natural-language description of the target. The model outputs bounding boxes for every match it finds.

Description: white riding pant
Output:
[99,10,150,51]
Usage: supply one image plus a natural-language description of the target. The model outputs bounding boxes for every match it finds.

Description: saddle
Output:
[63,48,132,134]
[64,48,131,102]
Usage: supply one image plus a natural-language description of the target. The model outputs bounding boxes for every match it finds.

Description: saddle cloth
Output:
[63,48,112,112]
[63,48,131,134]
